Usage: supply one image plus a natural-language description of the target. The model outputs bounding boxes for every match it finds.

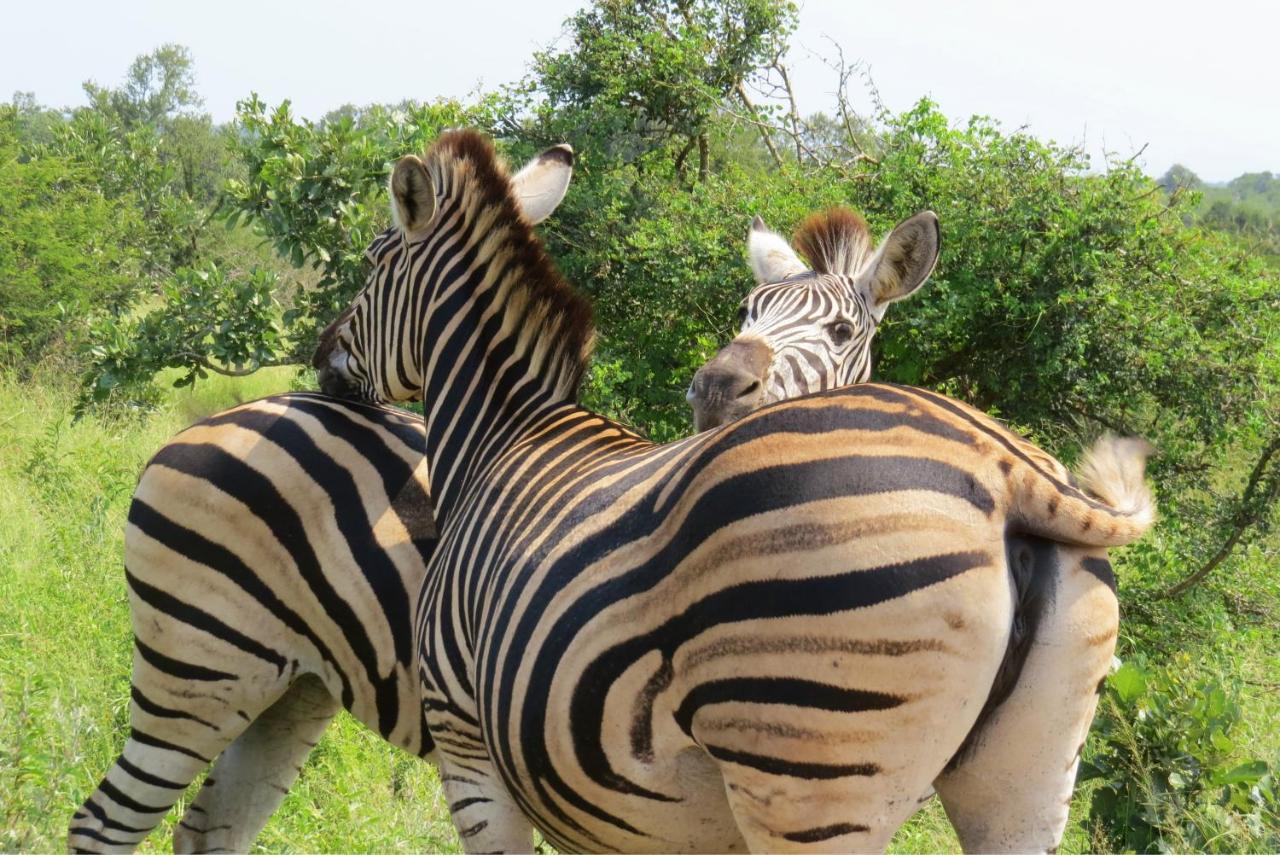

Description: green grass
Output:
[1,367,1275,852]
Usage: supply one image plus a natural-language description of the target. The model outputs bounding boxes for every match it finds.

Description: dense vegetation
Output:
[2,2,1278,850]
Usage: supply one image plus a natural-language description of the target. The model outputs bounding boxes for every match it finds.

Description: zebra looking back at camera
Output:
[317,129,1155,853]
[688,208,938,430]
[66,144,576,855]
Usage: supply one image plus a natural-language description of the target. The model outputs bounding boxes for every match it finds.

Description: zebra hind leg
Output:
[436,753,534,854]
[67,633,296,852]
[172,674,340,854]
[933,542,1119,853]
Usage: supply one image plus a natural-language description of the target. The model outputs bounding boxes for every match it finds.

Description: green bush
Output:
[1083,653,1279,852]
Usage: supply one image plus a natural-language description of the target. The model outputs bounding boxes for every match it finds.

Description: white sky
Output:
[5,0,1276,182]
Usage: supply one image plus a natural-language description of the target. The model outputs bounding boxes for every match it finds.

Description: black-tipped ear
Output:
[511,144,575,224]
[390,155,435,233]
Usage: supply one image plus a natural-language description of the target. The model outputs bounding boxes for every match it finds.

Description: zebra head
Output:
[312,142,576,402]
[687,208,940,431]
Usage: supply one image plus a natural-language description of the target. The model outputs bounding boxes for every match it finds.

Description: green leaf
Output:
[1109,662,1148,704]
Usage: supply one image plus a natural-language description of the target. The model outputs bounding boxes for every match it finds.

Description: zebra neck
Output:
[414,133,595,523]
[418,282,594,524]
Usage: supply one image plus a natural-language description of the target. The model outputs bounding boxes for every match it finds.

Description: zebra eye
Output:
[828,320,855,345]
[736,304,749,328]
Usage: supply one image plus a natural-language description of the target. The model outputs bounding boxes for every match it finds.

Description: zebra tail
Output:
[1013,433,1156,548]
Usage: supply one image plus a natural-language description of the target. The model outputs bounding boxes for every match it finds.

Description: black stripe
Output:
[116,756,185,789]
[67,827,130,846]
[705,743,879,778]
[458,819,489,838]
[132,637,236,682]
[781,822,869,843]
[97,777,169,814]
[128,497,353,708]
[130,727,212,763]
[449,796,492,812]
[675,677,902,735]
[1081,557,1116,592]
[131,686,219,730]
[127,568,287,674]
[76,797,150,834]
[145,431,402,731]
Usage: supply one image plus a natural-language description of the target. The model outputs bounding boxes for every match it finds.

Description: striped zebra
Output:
[690,212,1150,850]
[66,145,576,854]
[315,129,1154,853]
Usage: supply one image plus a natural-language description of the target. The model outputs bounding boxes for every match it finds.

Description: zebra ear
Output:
[747,215,807,284]
[511,144,574,225]
[858,211,940,320]
[390,155,436,234]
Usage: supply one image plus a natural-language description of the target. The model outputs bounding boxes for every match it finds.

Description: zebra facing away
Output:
[317,129,1155,853]
[688,215,1152,851]
[65,145,577,854]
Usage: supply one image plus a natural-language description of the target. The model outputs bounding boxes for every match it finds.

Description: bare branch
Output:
[176,352,300,377]
[774,61,803,162]
[1163,431,1280,597]
[734,82,784,168]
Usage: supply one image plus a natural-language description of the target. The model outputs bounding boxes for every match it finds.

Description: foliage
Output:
[523,0,796,175]
[82,44,204,132]
[80,264,285,408]
[0,108,145,364]
[221,95,494,354]
[1083,653,1279,851]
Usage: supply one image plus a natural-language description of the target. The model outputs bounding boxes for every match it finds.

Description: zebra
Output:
[691,211,1149,850]
[66,144,576,854]
[315,129,1155,853]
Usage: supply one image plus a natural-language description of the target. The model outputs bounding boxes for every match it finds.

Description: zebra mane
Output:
[793,207,873,277]
[422,130,596,398]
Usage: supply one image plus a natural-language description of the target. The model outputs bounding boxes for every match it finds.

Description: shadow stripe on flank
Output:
[675,677,902,736]
[704,743,879,779]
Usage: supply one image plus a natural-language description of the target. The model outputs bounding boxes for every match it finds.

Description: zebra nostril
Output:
[737,379,761,400]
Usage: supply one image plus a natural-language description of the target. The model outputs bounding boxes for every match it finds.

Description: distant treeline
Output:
[1160,164,1280,262]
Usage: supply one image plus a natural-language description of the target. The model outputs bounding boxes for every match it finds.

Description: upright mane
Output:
[422,131,596,398]
[793,207,873,276]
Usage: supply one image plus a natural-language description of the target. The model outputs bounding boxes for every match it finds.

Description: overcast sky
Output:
[5,0,1276,182]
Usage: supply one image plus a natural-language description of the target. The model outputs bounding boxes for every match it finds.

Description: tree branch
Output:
[177,352,301,377]
[734,82,783,168]
[1163,431,1280,597]
[774,61,803,162]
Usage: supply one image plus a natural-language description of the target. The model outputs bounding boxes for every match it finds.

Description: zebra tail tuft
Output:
[1074,433,1157,535]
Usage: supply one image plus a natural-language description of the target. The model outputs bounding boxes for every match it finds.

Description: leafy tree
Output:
[519,0,797,179]
[82,44,204,131]
[0,108,144,364]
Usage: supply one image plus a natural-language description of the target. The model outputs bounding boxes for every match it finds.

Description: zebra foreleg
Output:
[436,753,533,854]
[933,546,1118,854]
[172,674,340,854]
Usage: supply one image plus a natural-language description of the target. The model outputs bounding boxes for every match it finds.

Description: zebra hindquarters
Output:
[933,543,1119,854]
[676,533,1014,853]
